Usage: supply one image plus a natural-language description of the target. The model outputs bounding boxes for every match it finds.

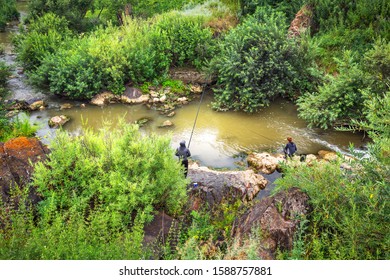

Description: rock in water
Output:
[49,115,70,128]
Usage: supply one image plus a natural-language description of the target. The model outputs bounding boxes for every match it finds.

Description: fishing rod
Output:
[187,84,206,149]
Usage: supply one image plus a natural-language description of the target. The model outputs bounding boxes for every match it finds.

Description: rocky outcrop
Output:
[288,4,313,37]
[232,187,311,260]
[0,137,49,205]
[187,162,267,211]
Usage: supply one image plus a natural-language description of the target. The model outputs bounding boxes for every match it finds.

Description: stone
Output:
[159,95,167,103]
[159,120,173,128]
[60,103,73,110]
[232,187,310,260]
[150,90,159,98]
[318,150,338,161]
[28,100,45,111]
[177,97,188,104]
[90,91,118,106]
[5,100,28,111]
[121,87,149,104]
[190,84,203,94]
[80,103,86,108]
[247,152,285,174]
[152,97,160,103]
[135,117,151,127]
[0,137,49,206]
[186,162,267,211]
[49,115,70,128]
[167,111,176,117]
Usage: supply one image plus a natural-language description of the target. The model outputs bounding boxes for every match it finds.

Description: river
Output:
[1,2,367,171]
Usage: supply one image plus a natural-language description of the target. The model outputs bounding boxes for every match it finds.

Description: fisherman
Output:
[175,140,191,177]
[284,137,297,159]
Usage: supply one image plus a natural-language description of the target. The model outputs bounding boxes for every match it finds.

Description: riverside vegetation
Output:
[0,0,389,259]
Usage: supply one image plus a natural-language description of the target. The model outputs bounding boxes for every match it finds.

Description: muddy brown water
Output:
[23,94,366,169]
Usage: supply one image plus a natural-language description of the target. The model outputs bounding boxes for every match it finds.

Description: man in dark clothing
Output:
[284,137,297,159]
[175,140,191,177]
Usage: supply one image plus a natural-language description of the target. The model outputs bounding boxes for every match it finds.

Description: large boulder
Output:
[247,152,285,174]
[232,187,311,260]
[0,137,49,205]
[121,87,149,104]
[187,162,267,211]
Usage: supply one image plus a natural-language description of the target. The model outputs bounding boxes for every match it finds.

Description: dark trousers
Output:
[181,159,189,177]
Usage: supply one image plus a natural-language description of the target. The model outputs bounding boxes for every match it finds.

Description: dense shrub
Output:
[13,13,73,71]
[308,0,389,70]
[0,123,188,259]
[240,0,305,20]
[275,89,390,259]
[274,157,389,260]
[298,40,390,129]
[210,7,319,112]
[25,12,212,98]
[28,0,94,31]
[0,0,19,31]
[154,12,213,68]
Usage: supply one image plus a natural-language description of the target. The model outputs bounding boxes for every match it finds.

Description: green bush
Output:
[240,0,305,20]
[27,12,212,98]
[154,12,213,68]
[273,158,389,259]
[210,7,319,112]
[298,40,390,129]
[0,123,189,259]
[0,0,19,31]
[27,0,93,31]
[13,13,73,71]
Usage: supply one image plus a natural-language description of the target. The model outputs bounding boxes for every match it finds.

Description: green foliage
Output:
[298,40,390,129]
[0,0,19,31]
[24,12,212,98]
[273,159,389,260]
[0,61,10,88]
[27,0,94,31]
[13,13,73,71]
[240,0,305,20]
[130,0,204,18]
[0,122,188,259]
[210,7,319,112]
[154,12,213,68]
[309,0,389,69]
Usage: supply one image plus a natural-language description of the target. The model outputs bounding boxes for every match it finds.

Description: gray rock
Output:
[232,187,311,259]
[187,162,267,211]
